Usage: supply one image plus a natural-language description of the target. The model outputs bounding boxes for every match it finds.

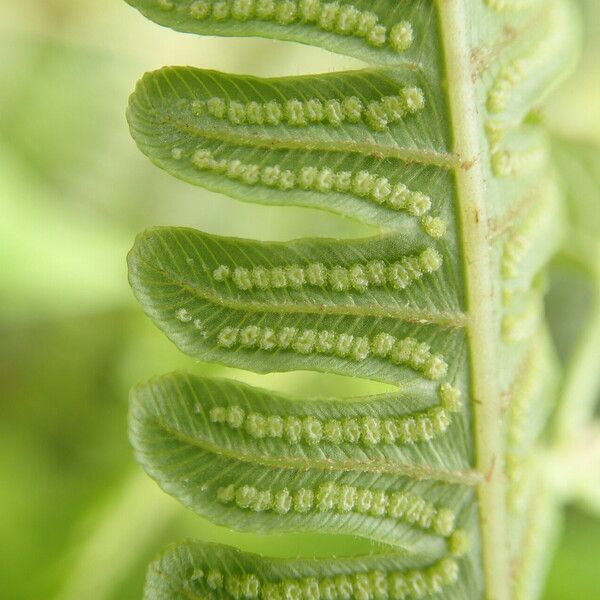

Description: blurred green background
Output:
[1,1,598,599]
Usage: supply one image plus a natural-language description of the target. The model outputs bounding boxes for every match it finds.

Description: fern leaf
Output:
[124,0,434,65]
[127,66,453,230]
[144,539,480,599]
[123,0,585,598]
[130,372,475,550]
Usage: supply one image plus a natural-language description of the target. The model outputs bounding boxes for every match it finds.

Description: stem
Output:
[436,1,510,599]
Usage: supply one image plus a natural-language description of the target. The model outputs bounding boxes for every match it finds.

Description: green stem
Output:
[436,1,510,599]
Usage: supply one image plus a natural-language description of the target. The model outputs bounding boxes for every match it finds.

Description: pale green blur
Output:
[0,1,598,598]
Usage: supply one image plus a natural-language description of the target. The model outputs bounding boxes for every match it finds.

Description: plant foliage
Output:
[122,0,600,598]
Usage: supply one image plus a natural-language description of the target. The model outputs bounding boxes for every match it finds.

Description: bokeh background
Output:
[1,1,599,598]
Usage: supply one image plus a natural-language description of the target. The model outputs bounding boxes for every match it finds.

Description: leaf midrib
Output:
[436,1,510,599]
[133,251,468,329]
[130,93,461,169]
[136,411,483,486]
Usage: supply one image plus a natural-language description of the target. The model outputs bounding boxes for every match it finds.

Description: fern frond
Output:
[122,0,589,598]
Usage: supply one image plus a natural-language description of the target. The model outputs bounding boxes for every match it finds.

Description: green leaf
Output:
[124,0,439,66]
[144,538,481,600]
[130,372,475,551]
[128,227,466,380]
[122,1,591,599]
[126,66,454,230]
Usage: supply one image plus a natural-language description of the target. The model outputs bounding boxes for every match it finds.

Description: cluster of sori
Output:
[208,383,461,446]
[501,297,542,345]
[505,339,544,511]
[485,4,563,177]
[185,149,446,237]
[159,0,416,54]
[486,117,547,180]
[175,307,204,331]
[185,556,461,599]
[215,326,449,380]
[490,145,548,179]
[487,58,531,115]
[502,200,548,280]
[216,481,467,538]
[187,85,425,132]
[211,249,443,294]
[499,180,551,344]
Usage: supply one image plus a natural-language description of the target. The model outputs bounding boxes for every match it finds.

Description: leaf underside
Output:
[124,0,581,598]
